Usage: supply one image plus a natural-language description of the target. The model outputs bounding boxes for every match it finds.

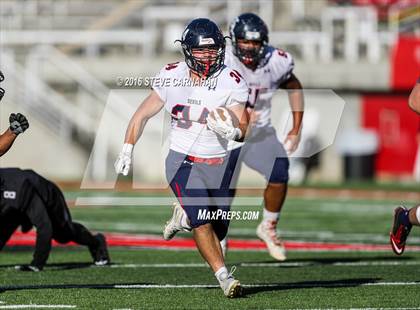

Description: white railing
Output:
[269,31,332,63]
[0,0,118,30]
[1,1,404,63]
[1,30,157,57]
[24,46,135,180]
[1,46,137,181]
[1,51,95,138]
[321,6,386,63]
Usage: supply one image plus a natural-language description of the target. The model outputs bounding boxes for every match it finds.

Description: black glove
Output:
[9,113,29,135]
[15,264,42,272]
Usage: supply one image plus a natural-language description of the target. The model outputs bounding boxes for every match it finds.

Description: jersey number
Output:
[247,88,261,108]
[277,49,288,58]
[165,62,179,70]
[229,70,243,84]
[171,105,209,129]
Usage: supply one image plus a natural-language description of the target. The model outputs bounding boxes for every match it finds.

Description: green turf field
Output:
[1,193,419,309]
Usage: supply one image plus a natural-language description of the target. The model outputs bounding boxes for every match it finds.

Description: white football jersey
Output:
[224,45,294,128]
[153,61,248,158]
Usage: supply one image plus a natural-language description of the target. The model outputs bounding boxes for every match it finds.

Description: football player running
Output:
[220,13,304,261]
[0,71,29,157]
[389,77,420,255]
[115,18,249,298]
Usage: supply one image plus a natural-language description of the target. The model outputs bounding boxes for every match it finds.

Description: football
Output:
[208,107,240,128]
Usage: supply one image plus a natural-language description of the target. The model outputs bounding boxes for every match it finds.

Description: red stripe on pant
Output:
[174,182,185,210]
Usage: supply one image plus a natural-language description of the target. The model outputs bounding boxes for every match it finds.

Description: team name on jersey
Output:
[187,98,202,106]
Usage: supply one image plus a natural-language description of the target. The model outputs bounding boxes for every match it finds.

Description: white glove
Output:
[115,143,133,176]
[206,107,242,141]
[283,133,300,156]
[284,140,293,156]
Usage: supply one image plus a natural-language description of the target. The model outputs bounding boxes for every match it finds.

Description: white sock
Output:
[215,266,228,282]
[263,208,279,222]
[416,206,420,224]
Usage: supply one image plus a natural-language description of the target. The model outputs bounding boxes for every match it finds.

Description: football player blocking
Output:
[116,18,249,298]
[0,168,110,271]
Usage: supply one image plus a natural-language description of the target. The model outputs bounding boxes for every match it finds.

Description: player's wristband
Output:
[122,143,133,155]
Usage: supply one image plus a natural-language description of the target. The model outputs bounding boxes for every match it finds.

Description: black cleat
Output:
[89,233,110,266]
[390,206,412,255]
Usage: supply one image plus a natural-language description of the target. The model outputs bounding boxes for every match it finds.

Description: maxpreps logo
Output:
[197,209,260,221]
[3,191,16,199]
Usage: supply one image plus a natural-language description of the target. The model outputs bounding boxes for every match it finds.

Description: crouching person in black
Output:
[0,168,110,271]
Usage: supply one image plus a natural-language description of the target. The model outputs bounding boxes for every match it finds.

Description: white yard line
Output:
[75,197,263,206]
[0,306,76,309]
[113,282,420,289]
[108,260,420,269]
[109,263,207,268]
[243,261,420,267]
[296,308,420,310]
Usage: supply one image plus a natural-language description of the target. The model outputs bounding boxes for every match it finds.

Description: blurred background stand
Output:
[336,128,379,181]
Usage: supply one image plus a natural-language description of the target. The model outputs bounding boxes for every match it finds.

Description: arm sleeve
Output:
[25,194,52,268]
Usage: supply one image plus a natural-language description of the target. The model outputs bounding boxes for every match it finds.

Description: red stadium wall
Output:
[391,35,420,90]
[362,34,420,178]
[362,94,420,177]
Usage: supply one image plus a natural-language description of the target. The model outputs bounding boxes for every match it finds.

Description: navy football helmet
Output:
[177,18,226,78]
[230,13,269,68]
